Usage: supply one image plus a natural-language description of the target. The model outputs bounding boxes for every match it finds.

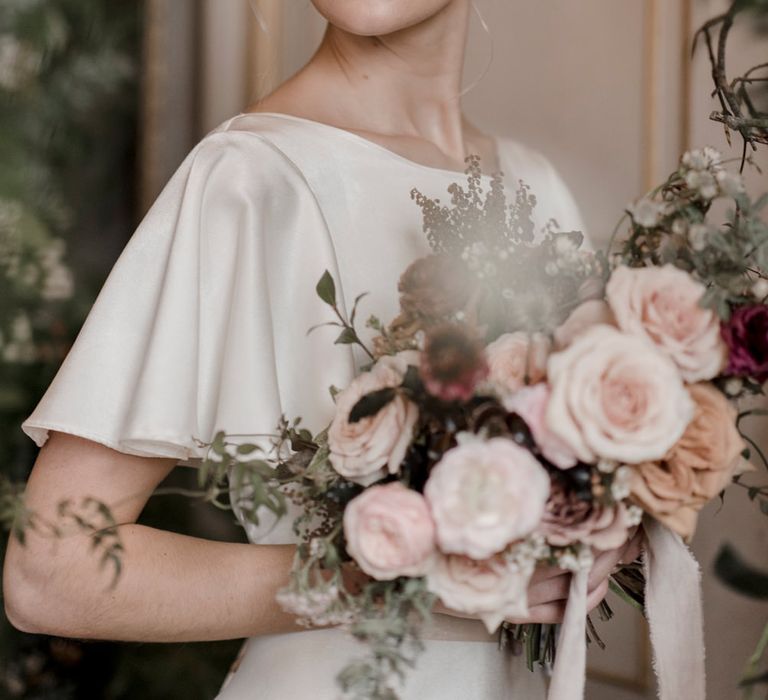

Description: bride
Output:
[4,1,641,697]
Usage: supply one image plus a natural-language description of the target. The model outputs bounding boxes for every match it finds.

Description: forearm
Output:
[5,525,304,642]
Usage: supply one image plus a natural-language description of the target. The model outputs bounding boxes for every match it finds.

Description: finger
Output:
[530,562,570,584]
[527,573,571,607]
[621,528,645,565]
[588,548,625,591]
[432,599,475,620]
[507,601,566,625]
[587,579,609,613]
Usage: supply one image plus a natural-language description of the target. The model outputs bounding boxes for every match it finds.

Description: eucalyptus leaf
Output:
[236,443,259,455]
[316,270,337,306]
[335,327,358,345]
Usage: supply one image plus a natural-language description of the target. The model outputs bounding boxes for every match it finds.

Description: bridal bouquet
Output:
[200,151,765,700]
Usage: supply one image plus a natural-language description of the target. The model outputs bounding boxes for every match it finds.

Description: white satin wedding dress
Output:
[21,112,587,699]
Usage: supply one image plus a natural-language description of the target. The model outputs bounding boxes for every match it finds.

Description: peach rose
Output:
[485,332,551,395]
[629,461,701,540]
[328,353,419,486]
[546,325,695,464]
[553,300,616,350]
[630,382,746,539]
[424,437,550,559]
[425,552,532,633]
[606,264,727,382]
[503,384,578,469]
[343,482,436,580]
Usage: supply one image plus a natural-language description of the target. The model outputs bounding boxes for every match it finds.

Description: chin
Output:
[312,0,456,36]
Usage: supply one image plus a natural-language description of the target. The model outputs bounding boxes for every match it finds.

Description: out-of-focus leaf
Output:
[714,544,768,599]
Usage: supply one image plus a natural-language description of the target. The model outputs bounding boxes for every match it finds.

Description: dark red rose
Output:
[420,324,488,402]
[721,304,768,382]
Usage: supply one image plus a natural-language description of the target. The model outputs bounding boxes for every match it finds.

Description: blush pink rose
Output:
[343,482,436,580]
[329,353,419,486]
[485,332,551,395]
[553,300,616,350]
[503,384,578,469]
[426,552,532,633]
[606,264,727,382]
[424,437,550,559]
[545,325,695,464]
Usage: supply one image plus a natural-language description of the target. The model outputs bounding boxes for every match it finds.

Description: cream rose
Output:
[424,437,550,559]
[484,332,551,395]
[328,353,419,486]
[606,264,727,382]
[426,552,532,633]
[343,482,436,580]
[546,325,695,464]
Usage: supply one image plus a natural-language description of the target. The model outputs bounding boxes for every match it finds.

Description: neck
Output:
[309,1,471,160]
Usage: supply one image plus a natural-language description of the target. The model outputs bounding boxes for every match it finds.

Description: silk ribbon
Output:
[543,517,706,700]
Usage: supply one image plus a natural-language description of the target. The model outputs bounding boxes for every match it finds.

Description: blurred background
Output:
[0,0,765,698]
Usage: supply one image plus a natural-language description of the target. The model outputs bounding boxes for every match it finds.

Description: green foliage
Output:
[0,0,140,468]
[338,579,435,700]
[714,545,768,600]
[615,153,768,320]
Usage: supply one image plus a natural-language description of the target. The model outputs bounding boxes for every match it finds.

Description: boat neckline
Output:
[232,111,504,180]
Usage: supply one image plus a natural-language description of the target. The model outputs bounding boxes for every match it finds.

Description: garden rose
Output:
[606,264,727,382]
[629,460,700,540]
[485,331,550,395]
[328,353,419,486]
[721,304,768,382]
[546,325,695,464]
[343,482,436,580]
[553,300,616,350]
[424,437,550,559]
[503,384,577,469]
[670,383,745,499]
[539,479,633,550]
[630,382,746,539]
[426,552,532,633]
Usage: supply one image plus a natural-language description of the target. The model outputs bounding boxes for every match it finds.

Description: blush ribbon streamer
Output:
[544,517,706,700]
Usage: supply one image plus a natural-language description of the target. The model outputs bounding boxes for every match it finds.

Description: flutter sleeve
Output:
[21,128,355,466]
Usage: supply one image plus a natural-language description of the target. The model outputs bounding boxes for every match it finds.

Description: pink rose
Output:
[424,437,550,559]
[329,353,419,486]
[546,325,695,464]
[485,332,551,395]
[426,552,531,633]
[504,384,578,469]
[553,300,616,350]
[606,264,727,382]
[343,482,436,580]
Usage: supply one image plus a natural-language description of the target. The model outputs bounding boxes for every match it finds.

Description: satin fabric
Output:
[21,112,587,699]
